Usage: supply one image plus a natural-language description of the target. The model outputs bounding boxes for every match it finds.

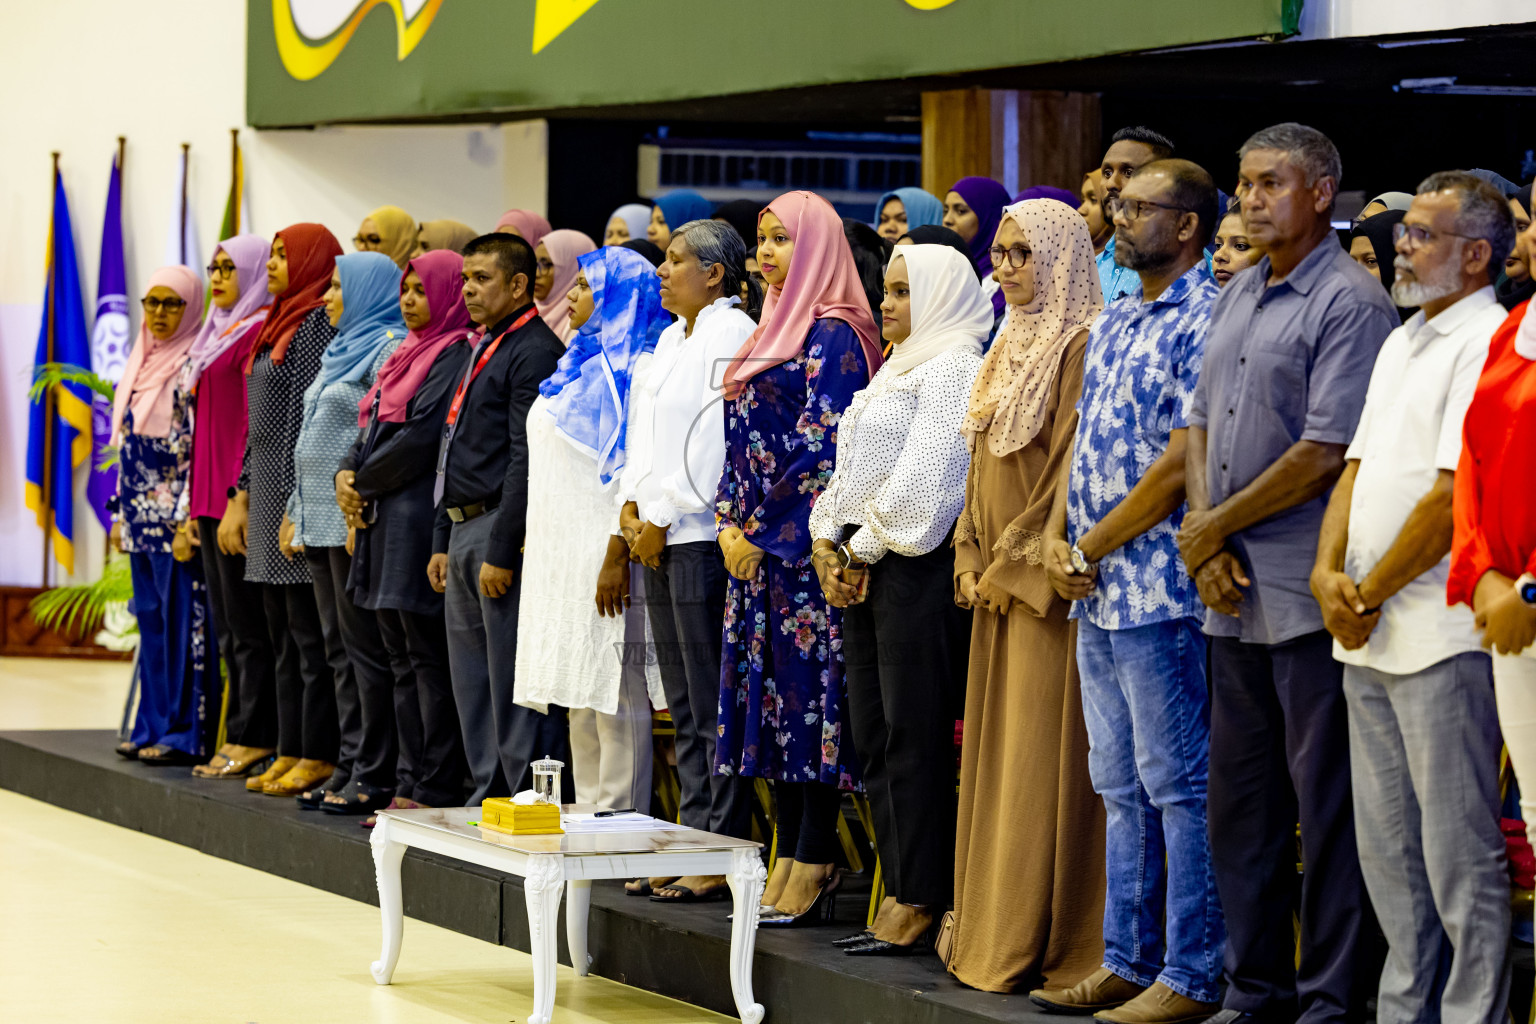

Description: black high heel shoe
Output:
[843,908,939,957]
[832,930,873,947]
[759,870,842,928]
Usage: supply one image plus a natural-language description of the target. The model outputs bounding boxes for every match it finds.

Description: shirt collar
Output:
[487,302,537,338]
[1412,285,1498,338]
[1251,234,1339,298]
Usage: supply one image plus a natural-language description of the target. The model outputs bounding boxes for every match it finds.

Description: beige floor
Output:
[0,657,728,1024]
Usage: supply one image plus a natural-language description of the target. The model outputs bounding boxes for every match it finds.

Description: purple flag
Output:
[87,150,129,530]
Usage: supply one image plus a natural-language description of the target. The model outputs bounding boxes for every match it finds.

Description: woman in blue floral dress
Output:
[714,192,884,922]
[109,266,215,764]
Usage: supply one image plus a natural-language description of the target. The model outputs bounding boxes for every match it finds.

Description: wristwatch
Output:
[1518,573,1536,607]
[837,542,868,571]
[1070,544,1093,575]
[226,485,239,500]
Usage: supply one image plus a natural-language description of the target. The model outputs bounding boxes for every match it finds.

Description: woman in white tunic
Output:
[514,245,670,810]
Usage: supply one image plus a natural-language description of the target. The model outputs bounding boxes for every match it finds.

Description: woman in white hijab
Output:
[809,243,988,955]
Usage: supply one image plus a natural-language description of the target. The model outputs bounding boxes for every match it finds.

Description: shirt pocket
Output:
[1247,336,1310,438]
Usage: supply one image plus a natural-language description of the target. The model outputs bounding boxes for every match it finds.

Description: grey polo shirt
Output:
[1188,239,1398,645]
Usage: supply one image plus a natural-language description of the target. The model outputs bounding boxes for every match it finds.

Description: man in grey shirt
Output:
[1176,124,1397,1024]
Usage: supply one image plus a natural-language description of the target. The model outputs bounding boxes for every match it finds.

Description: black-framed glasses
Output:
[988,244,1032,269]
[206,261,237,278]
[353,234,383,249]
[1391,222,1479,249]
[536,258,555,273]
[141,297,187,313]
[1105,196,1193,222]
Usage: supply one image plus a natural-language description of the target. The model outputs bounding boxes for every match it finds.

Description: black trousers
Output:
[842,543,966,907]
[1208,630,1371,1024]
[774,781,843,864]
[263,580,336,760]
[644,541,751,838]
[197,517,277,748]
[377,606,465,806]
[306,546,396,792]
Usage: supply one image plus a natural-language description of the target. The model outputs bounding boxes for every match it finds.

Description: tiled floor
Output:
[0,656,727,1024]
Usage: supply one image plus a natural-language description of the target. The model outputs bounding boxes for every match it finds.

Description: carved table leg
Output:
[565,879,592,977]
[370,819,406,985]
[725,847,767,1024]
[523,854,565,1024]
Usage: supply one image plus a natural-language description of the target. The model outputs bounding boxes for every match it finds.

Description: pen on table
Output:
[593,808,639,817]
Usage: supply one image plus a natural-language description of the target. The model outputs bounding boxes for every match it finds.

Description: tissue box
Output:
[480,797,563,835]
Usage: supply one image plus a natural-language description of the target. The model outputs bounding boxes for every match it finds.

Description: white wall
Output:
[1298,0,1536,38]
[0,0,547,587]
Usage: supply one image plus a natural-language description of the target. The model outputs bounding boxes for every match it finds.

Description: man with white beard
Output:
[1309,171,1516,1024]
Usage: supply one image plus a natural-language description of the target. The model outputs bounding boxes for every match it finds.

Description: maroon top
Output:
[188,319,264,521]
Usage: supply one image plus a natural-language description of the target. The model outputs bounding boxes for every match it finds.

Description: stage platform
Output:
[0,728,1058,1024]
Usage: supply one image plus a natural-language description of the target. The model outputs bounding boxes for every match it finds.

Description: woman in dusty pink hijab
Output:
[532,229,596,341]
[494,208,551,248]
[710,191,880,924]
[111,266,218,767]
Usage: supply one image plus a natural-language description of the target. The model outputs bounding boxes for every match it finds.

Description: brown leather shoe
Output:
[1094,982,1221,1024]
[263,758,335,797]
[247,755,299,792]
[1030,968,1146,1015]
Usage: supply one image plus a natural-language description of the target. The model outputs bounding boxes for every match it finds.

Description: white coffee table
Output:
[369,806,767,1024]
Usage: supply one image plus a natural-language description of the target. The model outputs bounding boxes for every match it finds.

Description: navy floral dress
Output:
[713,319,871,789]
[114,371,214,755]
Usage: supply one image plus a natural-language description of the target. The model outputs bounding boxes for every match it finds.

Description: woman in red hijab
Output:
[711,192,882,925]
[222,223,347,800]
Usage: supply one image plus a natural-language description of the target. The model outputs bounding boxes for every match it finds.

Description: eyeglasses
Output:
[536,258,555,273]
[353,234,383,249]
[1391,222,1479,249]
[206,261,237,278]
[1105,196,1193,223]
[988,245,1033,268]
[141,297,187,313]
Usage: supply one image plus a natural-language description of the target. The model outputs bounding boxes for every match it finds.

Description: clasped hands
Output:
[812,540,862,607]
[1176,509,1250,618]
[717,526,764,582]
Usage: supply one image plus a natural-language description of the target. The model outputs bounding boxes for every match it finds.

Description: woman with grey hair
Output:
[619,218,759,902]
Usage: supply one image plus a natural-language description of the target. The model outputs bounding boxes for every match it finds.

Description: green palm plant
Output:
[27,362,134,640]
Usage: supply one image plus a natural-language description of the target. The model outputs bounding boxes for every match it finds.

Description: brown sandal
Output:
[247,756,300,792]
[194,748,275,780]
[263,758,335,797]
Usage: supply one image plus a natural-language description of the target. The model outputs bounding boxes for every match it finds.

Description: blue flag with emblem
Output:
[25,168,94,579]
[87,149,130,530]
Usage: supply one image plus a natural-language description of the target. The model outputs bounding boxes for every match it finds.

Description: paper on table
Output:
[560,813,690,833]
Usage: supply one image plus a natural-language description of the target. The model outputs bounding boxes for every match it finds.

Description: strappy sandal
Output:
[247,756,300,792]
[137,744,202,766]
[114,741,141,760]
[321,781,394,816]
[650,883,730,904]
[262,759,335,797]
[193,749,276,780]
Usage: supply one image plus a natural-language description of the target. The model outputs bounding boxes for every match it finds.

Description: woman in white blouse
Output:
[810,244,987,955]
[619,219,760,902]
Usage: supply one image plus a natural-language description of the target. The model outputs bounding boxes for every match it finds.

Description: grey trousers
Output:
[1344,652,1510,1024]
[444,508,571,805]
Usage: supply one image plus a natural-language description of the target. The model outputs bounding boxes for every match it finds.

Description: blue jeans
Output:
[1078,617,1223,1002]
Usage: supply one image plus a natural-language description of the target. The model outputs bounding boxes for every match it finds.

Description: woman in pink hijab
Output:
[494,208,551,248]
[533,229,597,341]
[110,266,218,766]
[711,191,881,925]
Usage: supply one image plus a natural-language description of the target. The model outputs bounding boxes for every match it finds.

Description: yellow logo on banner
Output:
[273,0,443,81]
[904,0,959,7]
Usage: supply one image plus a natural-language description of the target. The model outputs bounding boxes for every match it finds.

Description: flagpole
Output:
[229,129,239,233]
[107,135,125,575]
[180,142,190,265]
[40,152,60,589]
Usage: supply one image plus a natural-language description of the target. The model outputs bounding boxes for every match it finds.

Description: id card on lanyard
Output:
[434,308,538,486]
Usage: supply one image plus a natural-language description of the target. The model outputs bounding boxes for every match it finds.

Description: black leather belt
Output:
[445,497,499,523]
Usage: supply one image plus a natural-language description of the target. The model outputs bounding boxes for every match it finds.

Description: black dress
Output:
[343,339,471,615]
[241,307,336,586]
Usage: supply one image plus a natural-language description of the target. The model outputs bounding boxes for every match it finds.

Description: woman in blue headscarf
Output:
[873,186,944,242]
[515,245,671,812]
[647,189,714,250]
[280,250,406,814]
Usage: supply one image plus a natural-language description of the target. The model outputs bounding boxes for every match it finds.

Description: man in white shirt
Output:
[1310,172,1516,1024]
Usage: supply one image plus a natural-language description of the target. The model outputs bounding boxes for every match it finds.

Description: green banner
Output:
[248,0,1289,127]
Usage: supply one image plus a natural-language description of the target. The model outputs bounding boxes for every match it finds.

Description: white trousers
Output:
[568,587,654,812]
[1496,650,1536,847]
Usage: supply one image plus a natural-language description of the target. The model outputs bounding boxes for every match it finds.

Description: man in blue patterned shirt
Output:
[1034,159,1223,1024]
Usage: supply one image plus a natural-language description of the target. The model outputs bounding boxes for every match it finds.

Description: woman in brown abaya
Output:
[948,198,1107,993]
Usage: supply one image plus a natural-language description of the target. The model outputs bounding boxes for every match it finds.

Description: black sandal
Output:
[137,744,201,766]
[320,781,393,816]
[650,883,729,904]
[114,741,141,760]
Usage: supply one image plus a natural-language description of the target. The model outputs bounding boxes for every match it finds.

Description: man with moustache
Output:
[1177,123,1397,1024]
[1095,126,1176,303]
[1036,159,1224,1024]
[1312,172,1514,1024]
[427,232,569,803]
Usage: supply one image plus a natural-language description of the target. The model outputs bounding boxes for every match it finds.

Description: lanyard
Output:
[435,308,537,487]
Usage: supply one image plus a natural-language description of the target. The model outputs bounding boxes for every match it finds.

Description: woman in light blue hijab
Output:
[516,245,672,812]
[284,249,407,816]
[873,186,944,242]
[604,203,652,246]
